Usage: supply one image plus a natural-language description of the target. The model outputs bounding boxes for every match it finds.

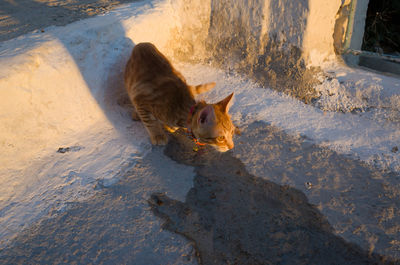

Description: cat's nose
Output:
[228,141,234,149]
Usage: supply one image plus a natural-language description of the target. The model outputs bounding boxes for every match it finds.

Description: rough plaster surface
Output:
[206,0,320,101]
[171,0,345,102]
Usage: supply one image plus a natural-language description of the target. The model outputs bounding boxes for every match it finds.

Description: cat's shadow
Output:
[149,129,392,265]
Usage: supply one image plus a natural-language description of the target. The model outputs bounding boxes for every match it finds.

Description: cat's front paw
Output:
[150,134,168,145]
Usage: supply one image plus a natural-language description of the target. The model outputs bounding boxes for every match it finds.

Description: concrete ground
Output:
[0,124,398,264]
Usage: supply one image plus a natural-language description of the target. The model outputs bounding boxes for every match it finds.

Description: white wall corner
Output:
[302,0,343,67]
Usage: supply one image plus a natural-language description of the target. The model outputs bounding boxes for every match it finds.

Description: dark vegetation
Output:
[362,0,400,55]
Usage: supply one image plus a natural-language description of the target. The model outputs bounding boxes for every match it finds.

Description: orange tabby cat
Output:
[124,42,236,152]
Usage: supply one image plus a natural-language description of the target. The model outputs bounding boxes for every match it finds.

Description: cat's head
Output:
[191,93,237,152]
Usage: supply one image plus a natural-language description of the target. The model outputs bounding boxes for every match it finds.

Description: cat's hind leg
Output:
[135,106,168,145]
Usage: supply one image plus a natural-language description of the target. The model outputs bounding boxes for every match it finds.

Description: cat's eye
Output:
[216,136,225,142]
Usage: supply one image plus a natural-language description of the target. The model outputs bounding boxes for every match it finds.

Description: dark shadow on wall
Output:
[149,123,398,265]
[206,0,320,103]
[207,0,267,70]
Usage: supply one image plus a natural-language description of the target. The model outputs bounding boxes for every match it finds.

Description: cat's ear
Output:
[191,82,216,95]
[217,92,234,113]
[198,105,216,126]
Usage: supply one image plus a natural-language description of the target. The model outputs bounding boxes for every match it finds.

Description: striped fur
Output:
[124,42,236,152]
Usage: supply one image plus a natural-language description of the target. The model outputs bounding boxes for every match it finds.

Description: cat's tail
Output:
[190,82,216,95]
